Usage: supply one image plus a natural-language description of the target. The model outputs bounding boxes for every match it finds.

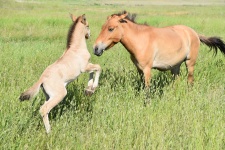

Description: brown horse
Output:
[93,10,225,88]
[19,14,101,133]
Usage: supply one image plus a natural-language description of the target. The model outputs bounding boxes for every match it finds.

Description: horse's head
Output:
[70,14,90,39]
[93,12,128,56]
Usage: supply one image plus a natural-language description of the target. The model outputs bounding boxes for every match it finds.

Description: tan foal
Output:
[19,14,101,133]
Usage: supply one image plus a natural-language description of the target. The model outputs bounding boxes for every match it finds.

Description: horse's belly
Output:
[152,55,185,71]
[152,60,173,71]
[152,48,188,71]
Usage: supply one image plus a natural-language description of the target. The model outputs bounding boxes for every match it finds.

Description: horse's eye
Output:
[108,28,114,32]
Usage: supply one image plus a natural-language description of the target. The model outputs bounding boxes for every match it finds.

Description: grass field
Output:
[0,0,225,149]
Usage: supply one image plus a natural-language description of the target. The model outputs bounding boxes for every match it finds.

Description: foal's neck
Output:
[68,28,87,51]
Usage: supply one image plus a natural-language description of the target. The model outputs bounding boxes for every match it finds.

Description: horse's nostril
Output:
[94,46,98,52]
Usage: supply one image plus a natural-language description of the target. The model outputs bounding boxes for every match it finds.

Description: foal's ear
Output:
[81,14,87,25]
[70,13,77,22]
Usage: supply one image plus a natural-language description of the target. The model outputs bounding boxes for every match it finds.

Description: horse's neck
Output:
[121,23,151,56]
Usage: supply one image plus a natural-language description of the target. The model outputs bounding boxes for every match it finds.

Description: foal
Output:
[19,14,101,133]
[93,11,225,88]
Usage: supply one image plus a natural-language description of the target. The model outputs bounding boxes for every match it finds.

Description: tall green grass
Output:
[0,0,224,149]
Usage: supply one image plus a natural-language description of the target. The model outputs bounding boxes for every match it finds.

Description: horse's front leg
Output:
[143,67,151,88]
[143,67,152,105]
[84,63,101,96]
[130,55,144,81]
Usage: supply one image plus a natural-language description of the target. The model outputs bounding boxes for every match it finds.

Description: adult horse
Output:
[19,14,101,133]
[93,10,225,88]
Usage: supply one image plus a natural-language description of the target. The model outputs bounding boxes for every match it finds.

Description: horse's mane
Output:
[67,16,80,49]
[112,10,148,25]
[111,10,137,23]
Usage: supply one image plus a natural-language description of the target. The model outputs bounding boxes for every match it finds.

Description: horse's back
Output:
[156,24,200,54]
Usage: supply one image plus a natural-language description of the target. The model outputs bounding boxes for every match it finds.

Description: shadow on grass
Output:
[149,71,173,98]
[48,82,96,121]
[99,68,172,98]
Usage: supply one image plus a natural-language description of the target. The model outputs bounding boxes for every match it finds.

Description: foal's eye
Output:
[108,28,114,32]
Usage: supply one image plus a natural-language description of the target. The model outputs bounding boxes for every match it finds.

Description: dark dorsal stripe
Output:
[67,16,80,49]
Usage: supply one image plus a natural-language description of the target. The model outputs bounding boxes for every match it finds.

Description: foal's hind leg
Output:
[84,63,101,96]
[40,84,67,133]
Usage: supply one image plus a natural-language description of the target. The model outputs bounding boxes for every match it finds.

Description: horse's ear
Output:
[119,12,128,19]
[81,14,87,25]
[107,15,112,20]
[118,12,128,23]
[70,13,77,22]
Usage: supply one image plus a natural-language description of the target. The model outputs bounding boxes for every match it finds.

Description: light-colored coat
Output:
[20,14,101,133]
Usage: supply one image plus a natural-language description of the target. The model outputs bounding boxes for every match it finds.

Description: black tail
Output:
[199,35,225,56]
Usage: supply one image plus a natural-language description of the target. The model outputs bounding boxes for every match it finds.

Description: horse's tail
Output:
[19,80,42,101]
[199,35,225,56]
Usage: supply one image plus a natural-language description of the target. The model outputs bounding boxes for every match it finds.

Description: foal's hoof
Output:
[84,88,95,96]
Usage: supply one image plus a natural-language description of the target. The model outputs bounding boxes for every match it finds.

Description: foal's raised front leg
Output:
[84,63,101,96]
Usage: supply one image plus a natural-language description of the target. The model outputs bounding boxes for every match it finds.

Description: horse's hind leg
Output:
[185,30,200,85]
[185,40,199,85]
[171,64,181,80]
[185,59,195,85]
[40,84,67,133]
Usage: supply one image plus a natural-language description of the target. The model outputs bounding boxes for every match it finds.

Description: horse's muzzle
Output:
[93,46,104,56]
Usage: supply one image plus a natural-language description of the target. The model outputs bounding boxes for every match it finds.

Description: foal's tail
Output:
[199,35,225,55]
[19,80,42,101]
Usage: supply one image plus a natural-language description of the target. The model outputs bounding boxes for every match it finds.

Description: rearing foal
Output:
[19,14,101,133]
[93,11,225,88]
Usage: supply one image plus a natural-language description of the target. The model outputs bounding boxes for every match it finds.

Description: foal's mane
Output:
[67,16,80,49]
[112,10,148,25]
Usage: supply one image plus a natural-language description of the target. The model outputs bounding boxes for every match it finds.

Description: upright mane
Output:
[67,16,80,49]
[112,10,148,25]
[111,10,137,23]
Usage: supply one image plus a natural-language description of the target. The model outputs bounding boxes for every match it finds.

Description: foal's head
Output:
[71,14,90,38]
[67,14,90,49]
[93,11,130,56]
